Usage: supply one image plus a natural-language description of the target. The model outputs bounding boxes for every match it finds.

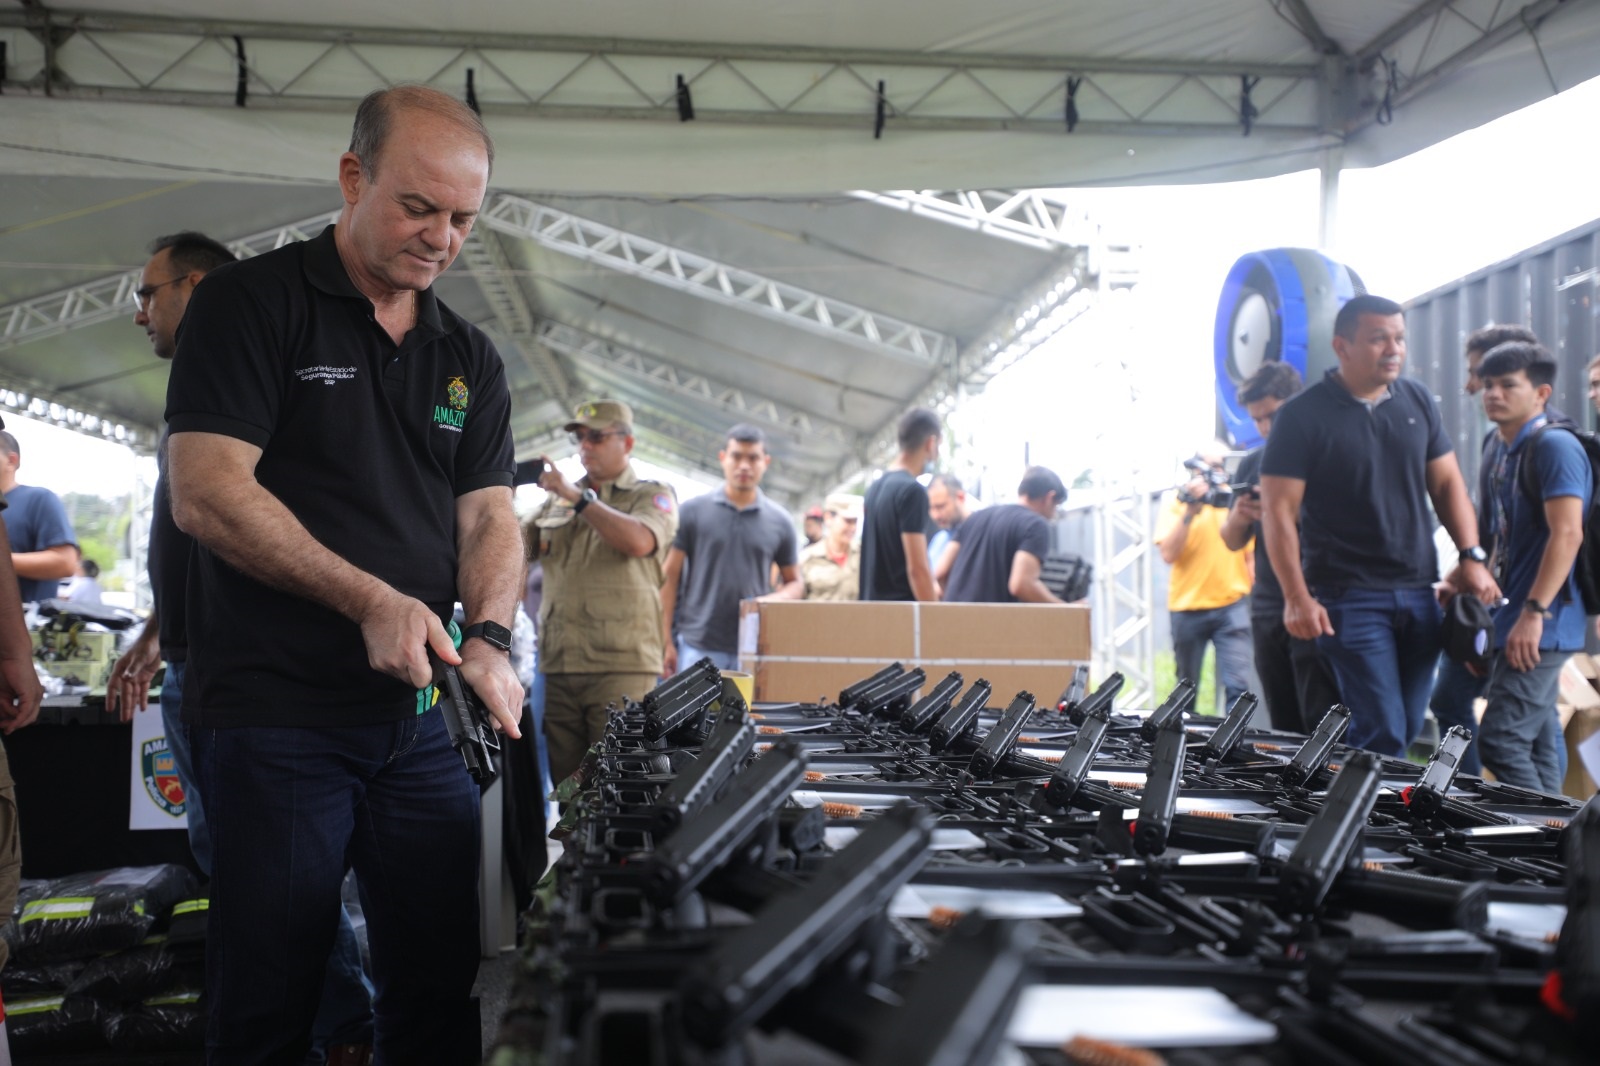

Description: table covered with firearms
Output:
[489,660,1598,1065]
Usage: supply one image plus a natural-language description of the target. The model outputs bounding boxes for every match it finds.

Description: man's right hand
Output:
[359,588,458,689]
[107,627,163,722]
[660,643,678,679]
[1283,592,1335,641]
[536,455,579,504]
[1230,492,1263,525]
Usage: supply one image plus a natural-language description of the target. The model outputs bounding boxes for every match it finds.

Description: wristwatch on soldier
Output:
[462,620,512,654]
[1459,545,1488,566]
[573,487,599,515]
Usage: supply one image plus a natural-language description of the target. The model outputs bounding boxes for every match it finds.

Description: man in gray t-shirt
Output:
[661,425,803,673]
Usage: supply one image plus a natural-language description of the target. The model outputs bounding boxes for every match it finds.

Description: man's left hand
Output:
[1452,560,1502,605]
[1505,611,1543,673]
[458,640,524,739]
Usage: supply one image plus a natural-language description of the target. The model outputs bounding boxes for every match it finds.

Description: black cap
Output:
[1440,594,1493,668]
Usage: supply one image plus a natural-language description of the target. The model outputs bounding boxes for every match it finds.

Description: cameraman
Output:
[1157,442,1253,708]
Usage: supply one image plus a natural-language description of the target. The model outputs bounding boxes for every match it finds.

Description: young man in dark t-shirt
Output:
[941,466,1066,603]
[861,407,942,601]
[1261,294,1499,757]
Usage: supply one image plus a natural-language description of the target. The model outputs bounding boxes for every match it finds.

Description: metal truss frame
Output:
[477,194,951,365]
[0,209,338,352]
[1091,487,1157,711]
[531,319,857,447]
[458,230,575,413]
[845,190,1097,253]
[0,383,158,451]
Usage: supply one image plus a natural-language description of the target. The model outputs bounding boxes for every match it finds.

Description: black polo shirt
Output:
[165,226,515,726]
[147,432,191,660]
[861,469,928,601]
[942,504,1052,603]
[1260,371,1450,591]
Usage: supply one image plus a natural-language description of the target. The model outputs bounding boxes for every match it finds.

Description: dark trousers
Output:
[1171,599,1253,709]
[1428,653,1485,774]
[196,711,482,1066]
[1251,613,1342,734]
[1314,586,1443,757]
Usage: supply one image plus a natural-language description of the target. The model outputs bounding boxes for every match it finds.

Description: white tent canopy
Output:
[2,0,1597,500]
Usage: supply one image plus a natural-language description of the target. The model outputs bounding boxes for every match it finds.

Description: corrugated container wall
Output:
[1404,218,1600,488]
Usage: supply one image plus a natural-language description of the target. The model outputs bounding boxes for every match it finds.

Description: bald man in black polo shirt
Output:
[166,87,522,1065]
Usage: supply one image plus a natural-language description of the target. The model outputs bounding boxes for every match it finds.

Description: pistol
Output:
[651,700,756,836]
[839,663,906,709]
[1041,696,1114,809]
[429,654,501,788]
[929,680,993,752]
[1139,679,1196,743]
[1054,664,1090,715]
[642,669,726,742]
[1199,692,1259,764]
[1066,671,1123,726]
[858,667,927,717]
[901,671,964,733]
[1279,703,1352,789]
[1132,714,1186,856]
[1404,725,1472,824]
[1279,750,1381,914]
[966,692,1036,780]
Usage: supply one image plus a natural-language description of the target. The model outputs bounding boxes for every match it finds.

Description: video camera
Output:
[1176,455,1234,507]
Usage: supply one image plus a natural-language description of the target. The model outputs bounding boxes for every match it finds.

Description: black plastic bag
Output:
[6,993,105,1053]
[68,940,201,1002]
[8,864,197,964]
[0,958,84,997]
[103,989,205,1052]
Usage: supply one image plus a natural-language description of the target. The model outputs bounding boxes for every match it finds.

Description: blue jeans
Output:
[1427,653,1485,775]
[1170,599,1252,709]
[1314,587,1442,757]
[195,711,480,1066]
[161,661,374,1056]
[676,639,741,673]
[1479,651,1569,793]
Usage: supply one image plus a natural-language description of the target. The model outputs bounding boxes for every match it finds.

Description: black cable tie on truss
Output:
[1239,74,1260,136]
[874,79,887,139]
[1375,56,1399,126]
[233,36,246,107]
[1065,76,1082,132]
[466,69,480,116]
[676,74,695,121]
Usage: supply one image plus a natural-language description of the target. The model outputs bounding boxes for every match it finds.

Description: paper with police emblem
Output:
[128,706,189,831]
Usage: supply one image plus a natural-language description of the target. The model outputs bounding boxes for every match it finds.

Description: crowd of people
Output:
[0,81,1588,1066]
[1163,294,1591,800]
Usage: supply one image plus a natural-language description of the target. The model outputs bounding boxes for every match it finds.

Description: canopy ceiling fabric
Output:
[1,1,1596,500]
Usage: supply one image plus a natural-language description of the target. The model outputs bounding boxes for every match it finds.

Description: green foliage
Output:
[1153,648,1222,718]
[59,494,131,589]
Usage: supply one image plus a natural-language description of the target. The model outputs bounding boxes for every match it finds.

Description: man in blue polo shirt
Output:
[661,424,801,673]
[1261,294,1499,757]
[0,431,78,603]
[1476,341,1589,792]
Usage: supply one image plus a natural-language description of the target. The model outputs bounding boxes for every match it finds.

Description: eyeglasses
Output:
[569,429,626,446]
[134,276,187,311]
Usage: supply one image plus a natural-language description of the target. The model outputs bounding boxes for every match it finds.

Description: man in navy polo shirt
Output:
[1261,294,1499,757]
[1475,341,1589,792]
[0,431,78,603]
[939,466,1066,604]
[661,424,801,674]
[166,86,523,1065]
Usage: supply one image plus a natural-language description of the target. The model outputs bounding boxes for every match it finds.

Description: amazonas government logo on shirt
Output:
[433,375,469,432]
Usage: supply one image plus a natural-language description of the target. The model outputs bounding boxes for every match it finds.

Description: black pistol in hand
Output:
[430,651,502,787]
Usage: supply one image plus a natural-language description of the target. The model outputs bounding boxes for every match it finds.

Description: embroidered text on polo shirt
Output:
[296,365,357,385]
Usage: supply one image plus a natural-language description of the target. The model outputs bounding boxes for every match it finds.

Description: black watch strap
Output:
[573,487,598,514]
[462,620,512,653]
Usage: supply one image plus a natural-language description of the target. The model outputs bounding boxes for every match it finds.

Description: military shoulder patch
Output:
[653,493,674,512]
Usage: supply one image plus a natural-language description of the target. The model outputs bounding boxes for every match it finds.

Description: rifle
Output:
[650,699,757,835]
[429,646,501,788]
[1279,751,1382,914]
[929,680,992,752]
[902,671,965,732]
[642,739,808,904]
[1139,679,1196,742]
[1132,714,1186,857]
[966,692,1035,780]
[678,801,934,1047]
[1053,664,1089,715]
[1280,703,1352,789]
[1199,692,1260,764]
[1403,725,1473,824]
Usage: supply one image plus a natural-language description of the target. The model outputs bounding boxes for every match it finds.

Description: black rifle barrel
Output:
[640,657,720,712]
[1280,750,1382,914]
[1405,725,1472,823]
[1041,699,1113,809]
[644,739,808,904]
[1199,692,1259,763]
[930,680,993,751]
[902,671,965,732]
[838,663,906,708]
[967,692,1036,780]
[651,703,756,835]
[679,801,934,1046]
[1067,671,1124,726]
[1140,679,1197,742]
[1280,703,1352,789]
[1133,715,1186,856]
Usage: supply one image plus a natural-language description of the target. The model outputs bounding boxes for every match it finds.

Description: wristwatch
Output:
[462,620,512,654]
[1459,545,1489,566]
[573,487,599,515]
[1524,598,1552,618]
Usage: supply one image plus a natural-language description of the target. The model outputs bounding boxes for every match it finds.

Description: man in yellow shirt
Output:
[1156,444,1253,707]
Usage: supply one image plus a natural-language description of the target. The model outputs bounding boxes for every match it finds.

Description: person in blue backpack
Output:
[1476,341,1591,792]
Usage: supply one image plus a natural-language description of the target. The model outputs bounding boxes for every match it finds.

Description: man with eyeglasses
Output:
[531,400,678,785]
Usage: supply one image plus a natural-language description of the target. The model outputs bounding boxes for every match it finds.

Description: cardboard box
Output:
[737,600,1090,705]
